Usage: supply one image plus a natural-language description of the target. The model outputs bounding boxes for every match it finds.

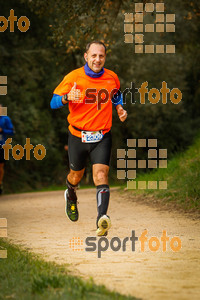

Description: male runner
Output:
[50,41,127,235]
[0,105,14,194]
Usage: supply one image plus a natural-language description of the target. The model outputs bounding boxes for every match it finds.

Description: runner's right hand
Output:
[62,82,82,103]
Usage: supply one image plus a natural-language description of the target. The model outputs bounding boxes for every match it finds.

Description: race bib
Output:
[81,130,103,143]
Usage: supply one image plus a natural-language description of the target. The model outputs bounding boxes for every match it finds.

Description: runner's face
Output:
[84,44,106,73]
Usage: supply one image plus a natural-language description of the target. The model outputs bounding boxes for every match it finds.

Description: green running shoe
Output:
[64,189,79,222]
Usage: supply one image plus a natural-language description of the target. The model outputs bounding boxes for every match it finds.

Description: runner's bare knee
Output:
[93,168,108,186]
[68,169,84,185]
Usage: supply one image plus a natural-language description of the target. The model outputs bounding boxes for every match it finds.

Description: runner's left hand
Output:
[116,105,127,122]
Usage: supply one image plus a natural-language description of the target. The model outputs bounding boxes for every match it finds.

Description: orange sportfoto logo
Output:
[2,138,46,161]
[69,230,182,258]
[0,9,30,33]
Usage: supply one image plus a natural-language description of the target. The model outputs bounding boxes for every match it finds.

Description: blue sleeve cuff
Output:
[112,90,123,107]
[50,94,65,109]
[3,129,14,135]
[3,117,14,135]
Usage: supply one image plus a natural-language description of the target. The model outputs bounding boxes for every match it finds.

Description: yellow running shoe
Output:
[96,215,111,236]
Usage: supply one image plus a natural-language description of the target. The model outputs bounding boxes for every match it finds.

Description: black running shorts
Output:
[68,131,112,171]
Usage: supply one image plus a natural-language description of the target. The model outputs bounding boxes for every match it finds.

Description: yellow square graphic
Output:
[148,139,157,147]
[0,76,7,84]
[0,218,7,227]
[145,45,154,53]
[138,139,146,147]
[159,149,167,158]
[135,34,143,43]
[156,24,164,32]
[127,149,136,158]
[156,45,164,53]
[135,45,143,53]
[166,24,175,32]
[127,160,136,168]
[138,160,146,168]
[159,160,167,168]
[124,34,133,43]
[0,228,7,238]
[166,45,175,53]
[135,13,143,23]
[135,3,143,12]
[148,181,157,189]
[117,170,126,179]
[127,139,136,147]
[117,159,126,168]
[124,23,133,33]
[159,181,167,189]
[124,13,134,22]
[135,24,143,32]
[145,3,154,12]
[166,14,175,22]
[156,3,164,12]
[127,181,136,189]
[0,86,7,95]
[117,149,126,158]
[148,160,157,168]
[0,107,7,116]
[0,250,7,259]
[156,14,164,22]
[127,170,136,179]
[138,181,146,189]
[148,149,157,158]
[145,24,154,32]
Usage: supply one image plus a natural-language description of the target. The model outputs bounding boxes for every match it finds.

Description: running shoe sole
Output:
[96,215,111,236]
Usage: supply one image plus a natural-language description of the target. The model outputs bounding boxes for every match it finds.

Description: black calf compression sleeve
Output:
[96,184,110,224]
[66,178,78,201]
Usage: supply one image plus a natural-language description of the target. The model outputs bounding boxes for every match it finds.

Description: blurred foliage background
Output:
[0,0,199,192]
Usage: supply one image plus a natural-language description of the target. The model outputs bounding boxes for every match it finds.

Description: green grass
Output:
[0,240,137,300]
[127,134,200,211]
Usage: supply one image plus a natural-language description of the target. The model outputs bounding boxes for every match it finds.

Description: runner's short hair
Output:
[85,41,107,54]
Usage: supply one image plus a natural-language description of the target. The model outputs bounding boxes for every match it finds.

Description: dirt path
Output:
[0,189,200,300]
